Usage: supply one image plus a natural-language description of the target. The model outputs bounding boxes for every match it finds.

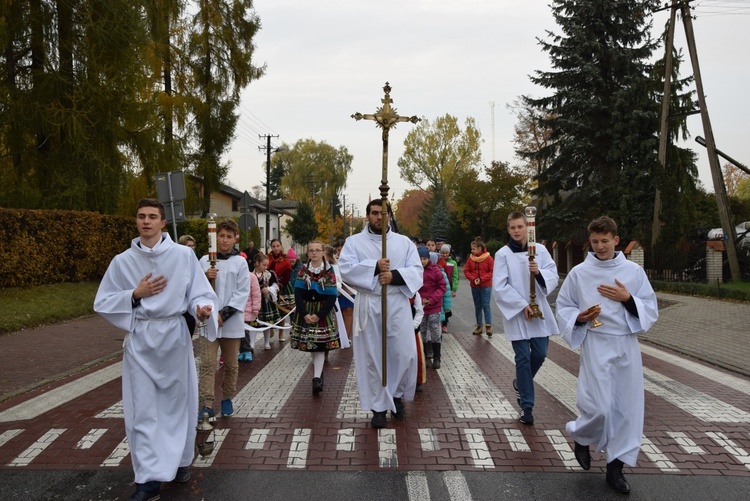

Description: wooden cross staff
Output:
[352,82,420,387]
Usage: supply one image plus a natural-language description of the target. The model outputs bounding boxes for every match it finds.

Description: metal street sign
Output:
[155,171,186,202]
[239,191,254,214]
[239,214,256,232]
[164,200,185,223]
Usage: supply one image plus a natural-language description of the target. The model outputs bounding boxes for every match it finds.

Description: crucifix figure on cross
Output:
[352,82,420,386]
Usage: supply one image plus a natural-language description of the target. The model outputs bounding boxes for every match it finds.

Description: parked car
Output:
[707,222,750,248]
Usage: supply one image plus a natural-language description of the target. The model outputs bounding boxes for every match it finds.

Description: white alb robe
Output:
[200,254,250,339]
[94,233,217,483]
[492,244,559,341]
[556,251,658,466]
[338,226,423,413]
[331,263,351,349]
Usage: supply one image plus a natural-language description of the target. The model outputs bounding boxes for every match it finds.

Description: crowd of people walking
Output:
[94,198,658,499]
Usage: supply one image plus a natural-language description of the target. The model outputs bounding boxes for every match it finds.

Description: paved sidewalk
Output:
[1,292,748,403]
[0,315,124,402]
[642,292,749,377]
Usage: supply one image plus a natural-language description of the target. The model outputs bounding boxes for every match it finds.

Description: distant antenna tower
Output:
[489,101,496,163]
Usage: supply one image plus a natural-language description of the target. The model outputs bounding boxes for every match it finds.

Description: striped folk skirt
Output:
[290,300,340,352]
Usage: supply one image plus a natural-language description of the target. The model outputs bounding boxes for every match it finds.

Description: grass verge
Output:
[0,282,100,335]
[652,280,750,302]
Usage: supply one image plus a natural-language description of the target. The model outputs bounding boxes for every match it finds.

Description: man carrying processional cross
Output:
[339,199,423,428]
[342,82,423,429]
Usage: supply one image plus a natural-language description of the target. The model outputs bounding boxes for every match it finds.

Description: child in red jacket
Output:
[463,237,494,336]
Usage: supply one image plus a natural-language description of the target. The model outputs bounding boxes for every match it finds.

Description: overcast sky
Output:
[225,0,750,218]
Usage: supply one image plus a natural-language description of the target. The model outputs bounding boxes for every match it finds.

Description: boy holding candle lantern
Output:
[198,219,250,420]
[556,216,658,495]
[492,209,559,426]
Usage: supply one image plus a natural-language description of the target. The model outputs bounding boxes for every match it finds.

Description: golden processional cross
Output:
[352,82,420,387]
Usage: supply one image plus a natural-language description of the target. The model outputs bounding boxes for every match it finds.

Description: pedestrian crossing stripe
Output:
[548,337,750,423]
[6,425,745,471]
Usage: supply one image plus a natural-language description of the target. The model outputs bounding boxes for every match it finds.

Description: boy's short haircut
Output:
[136,198,166,220]
[507,211,527,225]
[217,218,239,235]
[588,216,618,236]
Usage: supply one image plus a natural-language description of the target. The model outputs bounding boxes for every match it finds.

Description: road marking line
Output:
[8,428,66,467]
[667,431,706,454]
[419,428,440,452]
[706,431,750,470]
[96,401,123,419]
[378,429,398,468]
[336,428,355,452]
[642,435,679,472]
[0,363,121,423]
[438,335,516,419]
[544,430,579,470]
[336,364,370,419]
[193,429,229,467]
[550,337,750,423]
[464,428,494,468]
[643,367,750,423]
[443,470,473,501]
[639,343,750,396]
[233,344,311,418]
[244,428,269,450]
[76,428,107,449]
[0,429,23,448]
[503,428,531,452]
[492,337,579,415]
[101,436,129,467]
[287,428,311,468]
[406,471,430,501]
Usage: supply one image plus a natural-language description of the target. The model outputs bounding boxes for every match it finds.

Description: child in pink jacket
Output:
[417,246,447,368]
[239,271,262,361]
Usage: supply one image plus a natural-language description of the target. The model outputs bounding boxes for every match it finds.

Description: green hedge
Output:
[0,208,135,287]
[0,209,248,288]
[652,280,750,302]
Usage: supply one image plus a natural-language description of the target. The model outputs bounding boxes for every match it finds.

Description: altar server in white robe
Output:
[338,199,423,429]
[95,199,217,501]
[492,210,559,426]
[556,216,658,495]
[198,218,250,420]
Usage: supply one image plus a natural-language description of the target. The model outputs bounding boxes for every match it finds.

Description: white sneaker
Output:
[265,343,271,350]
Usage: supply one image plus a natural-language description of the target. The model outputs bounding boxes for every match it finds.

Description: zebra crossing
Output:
[0,333,749,475]
[3,421,749,472]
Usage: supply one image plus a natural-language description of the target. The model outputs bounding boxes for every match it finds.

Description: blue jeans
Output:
[471,286,492,325]
[512,337,549,410]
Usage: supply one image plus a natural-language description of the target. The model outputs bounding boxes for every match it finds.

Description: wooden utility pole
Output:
[680,2,741,282]
[651,0,679,246]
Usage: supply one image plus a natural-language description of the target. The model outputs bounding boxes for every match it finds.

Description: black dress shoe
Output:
[606,459,631,494]
[129,481,161,501]
[574,441,591,470]
[312,377,323,395]
[392,397,405,419]
[173,466,190,482]
[371,411,387,428]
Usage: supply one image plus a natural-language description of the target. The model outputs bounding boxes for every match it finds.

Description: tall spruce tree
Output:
[525,0,661,241]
